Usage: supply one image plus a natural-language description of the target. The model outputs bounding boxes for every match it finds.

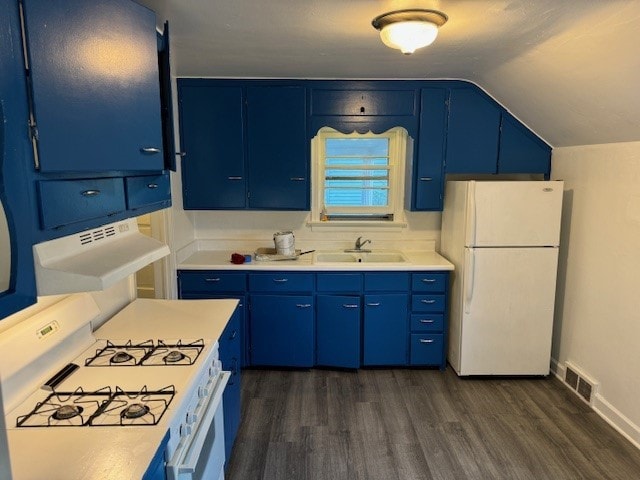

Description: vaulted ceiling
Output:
[141,0,640,148]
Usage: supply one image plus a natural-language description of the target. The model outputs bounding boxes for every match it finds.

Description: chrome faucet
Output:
[348,236,371,252]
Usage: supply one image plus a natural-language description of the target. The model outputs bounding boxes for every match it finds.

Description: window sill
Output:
[306,220,407,232]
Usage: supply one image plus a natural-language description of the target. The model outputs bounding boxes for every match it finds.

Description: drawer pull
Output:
[205,278,221,282]
[176,151,187,157]
[419,339,435,344]
[81,189,100,197]
[147,183,159,189]
[421,299,436,304]
[296,304,312,308]
[342,304,359,308]
[273,278,289,283]
[227,176,243,180]
[419,177,433,181]
[140,147,161,154]
[290,177,306,181]
[366,302,381,307]
[230,330,238,340]
[421,278,436,283]
[419,319,435,324]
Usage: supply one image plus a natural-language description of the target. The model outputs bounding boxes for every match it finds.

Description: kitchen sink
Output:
[313,251,407,264]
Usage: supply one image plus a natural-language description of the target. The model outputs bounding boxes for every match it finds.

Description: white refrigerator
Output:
[440,180,564,376]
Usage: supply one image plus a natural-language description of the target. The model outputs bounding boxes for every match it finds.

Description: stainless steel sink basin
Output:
[313,251,407,264]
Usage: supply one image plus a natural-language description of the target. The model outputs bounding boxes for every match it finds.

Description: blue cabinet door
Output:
[499,113,552,176]
[412,88,447,211]
[316,295,360,368]
[219,308,242,463]
[178,84,246,209]
[250,295,314,367]
[363,294,408,366]
[246,86,309,210]
[445,88,501,174]
[22,0,163,172]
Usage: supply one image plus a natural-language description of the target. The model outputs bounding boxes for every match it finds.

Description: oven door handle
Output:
[166,371,230,476]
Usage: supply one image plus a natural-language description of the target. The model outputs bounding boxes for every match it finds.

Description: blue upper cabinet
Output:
[22,0,164,173]
[445,86,501,174]
[178,84,246,209]
[498,112,551,176]
[246,86,308,210]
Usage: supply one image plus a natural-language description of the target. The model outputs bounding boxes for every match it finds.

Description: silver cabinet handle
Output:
[273,278,289,283]
[421,278,436,283]
[140,147,161,154]
[419,177,433,181]
[421,299,436,304]
[342,304,359,308]
[296,304,312,308]
[290,177,306,181]
[176,151,187,157]
[230,330,238,340]
[205,278,221,282]
[366,302,381,307]
[81,190,100,197]
[419,339,435,344]
[228,176,243,180]
[419,319,435,324]
[147,183,159,189]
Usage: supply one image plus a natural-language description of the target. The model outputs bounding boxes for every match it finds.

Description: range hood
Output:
[33,218,170,295]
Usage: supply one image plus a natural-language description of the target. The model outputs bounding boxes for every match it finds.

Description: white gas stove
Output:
[1,294,238,480]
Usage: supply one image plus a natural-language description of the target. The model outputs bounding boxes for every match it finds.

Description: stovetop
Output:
[83,338,205,367]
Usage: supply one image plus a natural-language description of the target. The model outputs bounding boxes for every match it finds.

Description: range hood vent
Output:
[33,218,170,295]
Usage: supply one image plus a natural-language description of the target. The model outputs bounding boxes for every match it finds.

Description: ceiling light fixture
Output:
[372,9,448,55]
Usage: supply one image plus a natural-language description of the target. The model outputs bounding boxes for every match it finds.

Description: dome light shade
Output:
[372,9,448,55]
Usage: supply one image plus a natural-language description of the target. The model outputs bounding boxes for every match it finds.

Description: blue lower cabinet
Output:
[219,309,242,463]
[363,294,408,366]
[410,334,444,366]
[250,295,314,367]
[316,295,360,369]
[142,431,169,480]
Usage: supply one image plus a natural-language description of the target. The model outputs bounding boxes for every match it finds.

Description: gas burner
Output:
[164,350,186,364]
[52,404,83,421]
[122,403,150,419]
[111,351,134,364]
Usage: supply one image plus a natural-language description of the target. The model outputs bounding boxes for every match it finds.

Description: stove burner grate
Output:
[142,339,205,366]
[52,404,83,421]
[85,340,154,367]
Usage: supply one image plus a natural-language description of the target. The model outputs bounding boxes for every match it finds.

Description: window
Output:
[311,127,408,226]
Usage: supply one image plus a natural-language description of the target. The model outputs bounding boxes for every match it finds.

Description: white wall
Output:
[551,141,640,446]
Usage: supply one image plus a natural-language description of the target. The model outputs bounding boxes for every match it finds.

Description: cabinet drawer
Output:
[249,273,313,292]
[410,314,444,332]
[311,89,416,116]
[412,294,446,312]
[316,273,362,292]
[411,273,446,292]
[410,334,444,365]
[125,173,171,210]
[38,178,126,229]
[364,273,409,292]
[178,271,246,293]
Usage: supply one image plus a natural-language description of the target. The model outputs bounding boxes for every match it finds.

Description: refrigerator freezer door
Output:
[468,181,563,247]
[457,247,559,376]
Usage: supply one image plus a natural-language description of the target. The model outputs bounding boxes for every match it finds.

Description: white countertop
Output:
[178,250,454,271]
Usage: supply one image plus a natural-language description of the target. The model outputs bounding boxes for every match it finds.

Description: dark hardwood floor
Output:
[226,368,640,480]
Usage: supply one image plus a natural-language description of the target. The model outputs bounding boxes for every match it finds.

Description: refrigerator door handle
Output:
[464,249,475,314]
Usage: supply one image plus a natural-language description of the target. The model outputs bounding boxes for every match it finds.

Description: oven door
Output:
[166,371,230,480]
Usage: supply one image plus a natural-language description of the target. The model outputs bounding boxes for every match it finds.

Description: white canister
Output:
[273,231,295,256]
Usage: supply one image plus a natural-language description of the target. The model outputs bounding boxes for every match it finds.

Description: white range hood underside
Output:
[33,218,170,296]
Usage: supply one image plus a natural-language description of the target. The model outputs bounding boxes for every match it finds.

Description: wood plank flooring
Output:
[226,368,640,480]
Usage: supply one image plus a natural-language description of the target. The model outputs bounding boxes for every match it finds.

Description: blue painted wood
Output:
[311,89,416,116]
[219,308,242,463]
[316,273,362,292]
[125,173,170,210]
[246,86,308,210]
[363,294,408,365]
[410,313,444,332]
[250,294,314,367]
[499,112,552,175]
[411,272,447,292]
[0,0,37,319]
[411,294,446,312]
[22,0,163,172]
[178,271,247,294]
[316,295,361,368]
[248,272,314,293]
[178,84,246,209]
[38,178,126,230]
[363,273,409,292]
[142,430,169,480]
[410,333,444,366]
[445,87,501,174]
[411,88,447,211]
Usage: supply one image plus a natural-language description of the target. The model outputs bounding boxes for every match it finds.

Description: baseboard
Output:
[550,358,640,450]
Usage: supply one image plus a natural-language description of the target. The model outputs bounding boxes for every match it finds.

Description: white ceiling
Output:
[141,0,640,147]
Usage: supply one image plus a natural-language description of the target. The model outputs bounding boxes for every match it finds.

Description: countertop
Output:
[178,250,454,271]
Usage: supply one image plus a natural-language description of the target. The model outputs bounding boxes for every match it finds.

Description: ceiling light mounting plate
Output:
[371,9,448,30]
